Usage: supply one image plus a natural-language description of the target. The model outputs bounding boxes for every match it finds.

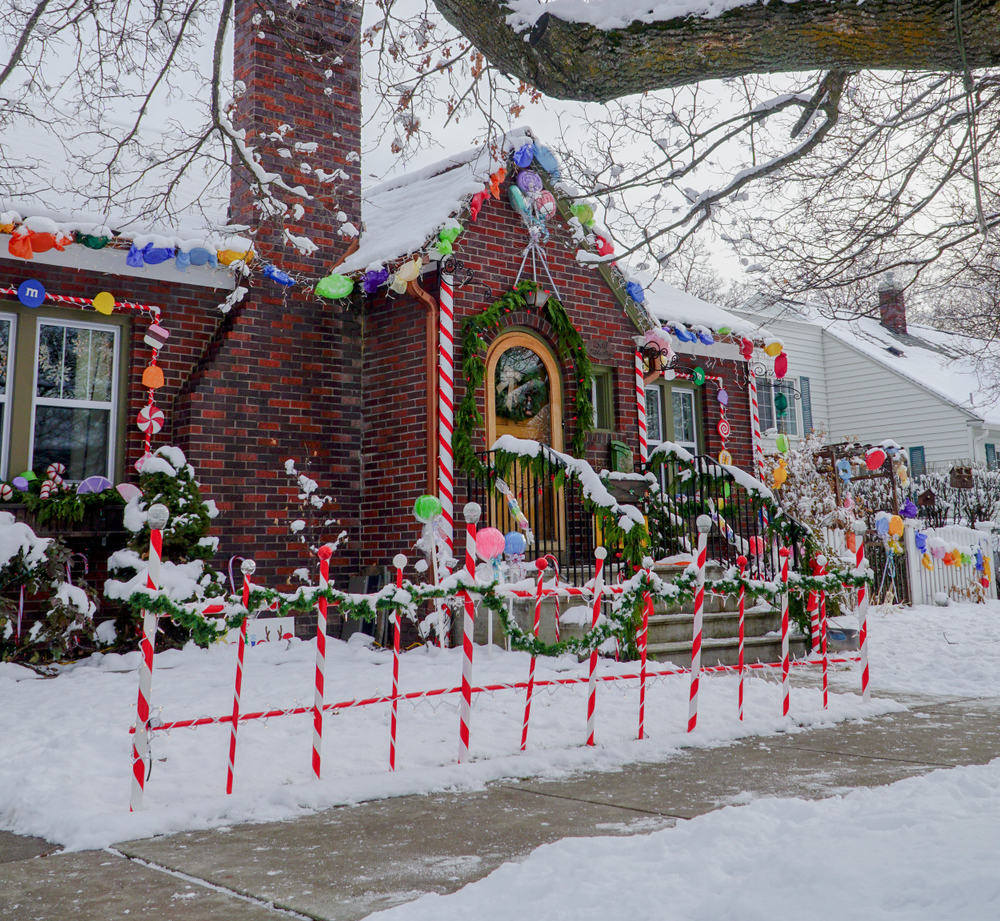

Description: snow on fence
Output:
[127,508,866,810]
[903,522,997,606]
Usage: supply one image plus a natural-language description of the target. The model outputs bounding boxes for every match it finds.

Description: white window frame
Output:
[0,312,16,480]
[645,385,663,444]
[758,378,799,438]
[29,317,120,481]
[671,386,699,455]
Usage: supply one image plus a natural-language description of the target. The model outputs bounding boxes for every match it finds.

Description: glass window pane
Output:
[32,406,110,480]
[0,318,9,395]
[673,390,696,447]
[758,380,775,434]
[775,381,798,436]
[645,388,662,442]
[36,324,115,403]
[36,324,67,398]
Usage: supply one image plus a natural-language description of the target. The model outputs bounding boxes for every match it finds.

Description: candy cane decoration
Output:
[390,554,406,770]
[544,554,560,643]
[853,521,871,703]
[437,274,455,555]
[688,516,712,732]
[0,285,162,316]
[521,558,547,751]
[779,547,791,717]
[820,588,829,710]
[639,559,653,740]
[737,555,747,722]
[747,364,765,480]
[226,559,255,794]
[312,545,332,779]
[586,547,607,746]
[635,350,648,466]
[458,502,480,763]
[130,503,168,812]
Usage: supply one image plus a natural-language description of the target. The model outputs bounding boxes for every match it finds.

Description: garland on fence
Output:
[454,280,594,479]
[121,565,866,659]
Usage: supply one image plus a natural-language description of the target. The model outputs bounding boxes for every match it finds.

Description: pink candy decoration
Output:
[475,526,506,561]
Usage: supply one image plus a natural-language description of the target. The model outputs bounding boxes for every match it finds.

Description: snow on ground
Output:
[0,600,996,851]
[368,757,1000,921]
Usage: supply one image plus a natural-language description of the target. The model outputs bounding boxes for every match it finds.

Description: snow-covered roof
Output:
[638,273,762,338]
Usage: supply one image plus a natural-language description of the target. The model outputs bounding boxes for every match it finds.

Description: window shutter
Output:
[910,446,926,477]
[987,443,996,470]
[799,377,813,433]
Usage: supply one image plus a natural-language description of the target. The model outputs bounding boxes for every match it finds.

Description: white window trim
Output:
[644,385,663,445]
[759,378,799,440]
[671,386,699,455]
[29,317,120,481]
[0,312,15,480]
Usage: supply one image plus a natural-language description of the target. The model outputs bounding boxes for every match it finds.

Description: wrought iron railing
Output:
[467,448,805,586]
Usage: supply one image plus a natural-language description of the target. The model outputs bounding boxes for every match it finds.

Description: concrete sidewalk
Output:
[3,689,999,920]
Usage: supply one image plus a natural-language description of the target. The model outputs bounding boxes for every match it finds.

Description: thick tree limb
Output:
[434,0,1000,102]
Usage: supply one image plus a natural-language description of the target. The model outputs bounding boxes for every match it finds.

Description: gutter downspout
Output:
[406,277,439,496]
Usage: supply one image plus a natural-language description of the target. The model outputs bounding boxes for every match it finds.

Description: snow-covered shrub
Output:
[910,464,1000,527]
[0,513,98,663]
[105,446,228,648]
[283,457,346,580]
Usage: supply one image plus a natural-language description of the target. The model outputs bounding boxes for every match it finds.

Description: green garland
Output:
[454,280,594,478]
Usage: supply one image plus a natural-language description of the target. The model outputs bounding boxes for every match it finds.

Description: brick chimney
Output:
[231,0,361,268]
[878,271,907,335]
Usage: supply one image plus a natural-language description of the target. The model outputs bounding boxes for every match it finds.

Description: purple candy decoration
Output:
[77,475,113,495]
[717,388,729,406]
[698,330,715,346]
[12,476,28,491]
[363,267,389,295]
[516,170,544,195]
[513,144,535,168]
[126,244,145,268]
[901,498,918,519]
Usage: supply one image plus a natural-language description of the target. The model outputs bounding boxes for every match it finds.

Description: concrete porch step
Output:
[647,634,809,669]
[647,609,782,645]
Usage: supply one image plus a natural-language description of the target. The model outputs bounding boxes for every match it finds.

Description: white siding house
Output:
[732,287,1000,474]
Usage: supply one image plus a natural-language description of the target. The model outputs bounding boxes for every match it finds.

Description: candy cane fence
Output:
[126,545,869,807]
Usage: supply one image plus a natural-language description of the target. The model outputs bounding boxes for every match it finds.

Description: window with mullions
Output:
[31,320,119,480]
[644,384,699,454]
[758,379,798,436]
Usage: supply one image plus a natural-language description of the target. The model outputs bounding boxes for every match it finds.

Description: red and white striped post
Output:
[817,554,829,710]
[521,558,547,752]
[437,274,456,557]
[312,545,332,780]
[853,520,871,703]
[639,557,654,740]
[458,502,480,763]
[737,554,747,722]
[130,503,169,812]
[635,349,648,466]
[390,554,406,771]
[747,364,766,480]
[544,554,561,643]
[807,557,822,653]
[226,558,255,794]
[586,547,607,746]
[688,515,712,732]
[779,547,791,717]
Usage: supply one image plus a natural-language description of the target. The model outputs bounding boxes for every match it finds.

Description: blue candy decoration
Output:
[174,250,191,272]
[142,244,175,265]
[504,531,527,556]
[835,458,852,482]
[532,145,561,179]
[875,515,890,537]
[264,264,296,286]
[126,244,145,267]
[187,247,217,267]
[17,279,46,308]
[625,281,645,303]
[915,532,927,552]
[698,330,715,346]
[674,326,696,343]
[513,144,535,168]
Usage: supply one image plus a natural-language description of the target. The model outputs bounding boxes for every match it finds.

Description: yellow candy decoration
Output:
[218,248,254,266]
[772,459,788,489]
[764,340,783,357]
[396,258,421,283]
[921,553,933,571]
[888,514,904,537]
[92,291,115,315]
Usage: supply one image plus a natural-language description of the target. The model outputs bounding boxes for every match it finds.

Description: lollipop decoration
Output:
[137,314,169,472]
[495,477,534,546]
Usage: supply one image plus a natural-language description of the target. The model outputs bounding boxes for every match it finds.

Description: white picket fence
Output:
[822,523,996,606]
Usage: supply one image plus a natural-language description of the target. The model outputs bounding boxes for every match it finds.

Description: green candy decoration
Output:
[315,273,354,300]
[775,433,790,454]
[571,202,594,226]
[437,240,454,256]
[692,366,706,386]
[439,225,462,245]
[75,231,110,250]
[717,326,731,336]
[413,494,443,523]
[774,392,788,416]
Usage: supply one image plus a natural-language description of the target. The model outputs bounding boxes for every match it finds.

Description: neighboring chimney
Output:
[878,271,907,335]
[231,0,361,270]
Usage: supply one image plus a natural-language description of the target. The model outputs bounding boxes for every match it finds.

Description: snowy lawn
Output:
[1,600,997,852]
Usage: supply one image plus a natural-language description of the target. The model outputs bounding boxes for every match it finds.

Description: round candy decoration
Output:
[315,273,354,299]
[504,530,527,556]
[413,494,442,523]
[17,279,46,308]
[717,417,731,440]
[142,365,165,390]
[692,366,706,386]
[764,341,783,358]
[516,170,544,195]
[718,449,733,465]
[137,405,165,435]
[865,447,887,470]
[475,527,506,562]
[508,184,530,216]
[775,433,790,454]
[92,291,115,315]
[534,191,557,220]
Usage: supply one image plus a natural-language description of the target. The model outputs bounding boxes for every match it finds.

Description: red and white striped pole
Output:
[312,545,332,780]
[544,554,561,643]
[438,273,456,557]
[688,516,712,732]
[226,558,255,794]
[816,554,829,710]
[853,520,871,703]
[390,554,406,771]
[639,557,654,740]
[130,503,169,812]
[458,502,480,763]
[747,364,765,480]
[779,547,791,717]
[807,556,822,653]
[586,546,607,746]
[521,558,547,751]
[737,554,747,722]
[635,349,648,466]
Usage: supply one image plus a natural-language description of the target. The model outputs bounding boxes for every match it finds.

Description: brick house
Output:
[0,0,771,610]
